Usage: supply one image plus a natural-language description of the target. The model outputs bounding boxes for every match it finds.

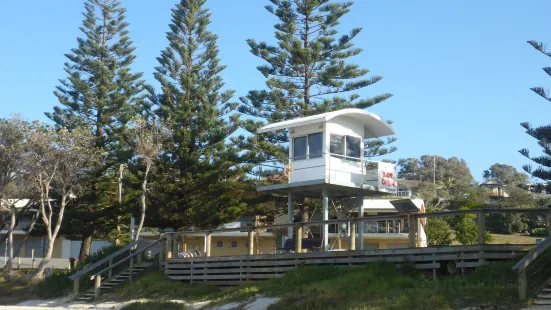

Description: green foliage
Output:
[425,218,454,245]
[520,41,551,181]
[115,271,218,300]
[399,156,476,209]
[487,212,529,234]
[531,227,549,237]
[31,271,72,299]
[79,244,124,266]
[238,0,394,166]
[453,209,494,245]
[45,0,148,260]
[202,263,521,310]
[483,164,530,186]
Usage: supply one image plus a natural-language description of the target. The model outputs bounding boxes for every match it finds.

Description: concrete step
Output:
[537,293,551,299]
[535,299,551,305]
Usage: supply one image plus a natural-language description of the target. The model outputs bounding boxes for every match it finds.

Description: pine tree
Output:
[45,0,147,259]
[150,0,252,229]
[238,0,394,163]
[520,40,551,181]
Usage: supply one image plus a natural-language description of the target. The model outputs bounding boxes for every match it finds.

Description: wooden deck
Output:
[165,244,531,286]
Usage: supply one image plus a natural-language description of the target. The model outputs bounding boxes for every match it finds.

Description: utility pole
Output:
[116,164,124,245]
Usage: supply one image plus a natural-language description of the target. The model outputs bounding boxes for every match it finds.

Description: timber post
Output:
[180,232,186,253]
[248,228,254,256]
[172,235,178,258]
[296,224,303,253]
[73,279,79,295]
[408,214,417,248]
[159,236,165,270]
[349,220,356,251]
[206,232,212,257]
[166,234,173,260]
[477,210,486,245]
[129,255,134,282]
[94,275,101,300]
[108,259,113,280]
[518,268,527,300]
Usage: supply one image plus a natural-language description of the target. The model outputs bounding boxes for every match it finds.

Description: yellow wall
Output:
[183,235,277,257]
[10,235,65,258]
[328,237,408,250]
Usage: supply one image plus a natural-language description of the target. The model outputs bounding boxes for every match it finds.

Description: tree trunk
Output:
[31,196,67,281]
[78,231,93,262]
[31,239,54,280]
[6,209,15,280]
[134,161,151,241]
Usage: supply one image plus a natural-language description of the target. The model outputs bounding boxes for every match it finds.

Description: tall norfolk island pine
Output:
[520,40,551,181]
[46,0,147,260]
[239,0,395,162]
[150,0,252,229]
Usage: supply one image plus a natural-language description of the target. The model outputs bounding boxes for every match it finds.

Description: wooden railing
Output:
[161,207,551,259]
[69,239,159,296]
[165,244,530,286]
[513,236,551,299]
[89,239,161,299]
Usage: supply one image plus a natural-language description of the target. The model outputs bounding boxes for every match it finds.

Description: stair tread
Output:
[535,300,551,305]
[537,294,551,299]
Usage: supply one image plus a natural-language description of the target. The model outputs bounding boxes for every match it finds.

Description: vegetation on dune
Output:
[109,262,521,310]
[113,271,218,301]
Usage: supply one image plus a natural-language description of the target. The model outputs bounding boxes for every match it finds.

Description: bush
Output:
[32,271,72,299]
[454,212,493,245]
[78,244,124,268]
[531,227,549,237]
[425,218,454,245]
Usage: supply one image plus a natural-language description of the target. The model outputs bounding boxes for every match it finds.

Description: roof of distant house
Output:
[480,179,506,187]
[257,108,395,138]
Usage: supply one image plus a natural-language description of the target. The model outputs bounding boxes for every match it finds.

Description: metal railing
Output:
[513,235,551,299]
[255,153,394,192]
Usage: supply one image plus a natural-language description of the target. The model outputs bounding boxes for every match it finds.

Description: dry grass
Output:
[489,234,540,245]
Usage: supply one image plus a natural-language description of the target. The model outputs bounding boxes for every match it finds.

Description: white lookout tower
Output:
[256,108,398,250]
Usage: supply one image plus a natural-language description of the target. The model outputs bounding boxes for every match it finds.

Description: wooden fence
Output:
[165,244,530,286]
[161,207,551,288]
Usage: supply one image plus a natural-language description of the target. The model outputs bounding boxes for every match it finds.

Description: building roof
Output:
[362,199,424,212]
[257,108,395,138]
[480,179,506,187]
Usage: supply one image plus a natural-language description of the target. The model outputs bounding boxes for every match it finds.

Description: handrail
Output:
[513,235,551,271]
[419,208,549,219]
[162,214,408,236]
[90,239,161,279]
[69,241,139,281]
[160,208,549,236]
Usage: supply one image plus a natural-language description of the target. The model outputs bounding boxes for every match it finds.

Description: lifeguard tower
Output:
[256,108,399,250]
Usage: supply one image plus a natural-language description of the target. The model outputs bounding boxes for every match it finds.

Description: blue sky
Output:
[1,0,550,182]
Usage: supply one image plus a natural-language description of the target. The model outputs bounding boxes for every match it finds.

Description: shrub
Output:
[32,271,72,299]
[531,227,549,237]
[425,218,454,245]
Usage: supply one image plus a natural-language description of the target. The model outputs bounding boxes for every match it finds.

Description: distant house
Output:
[0,199,111,267]
[479,180,510,199]
[396,179,422,198]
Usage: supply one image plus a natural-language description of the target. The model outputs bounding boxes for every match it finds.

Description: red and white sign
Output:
[378,162,397,193]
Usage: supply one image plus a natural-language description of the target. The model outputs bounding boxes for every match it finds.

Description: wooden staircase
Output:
[534,281,551,306]
[69,239,161,303]
[75,262,153,303]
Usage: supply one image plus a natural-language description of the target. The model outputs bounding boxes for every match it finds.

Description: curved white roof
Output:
[257,108,395,138]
